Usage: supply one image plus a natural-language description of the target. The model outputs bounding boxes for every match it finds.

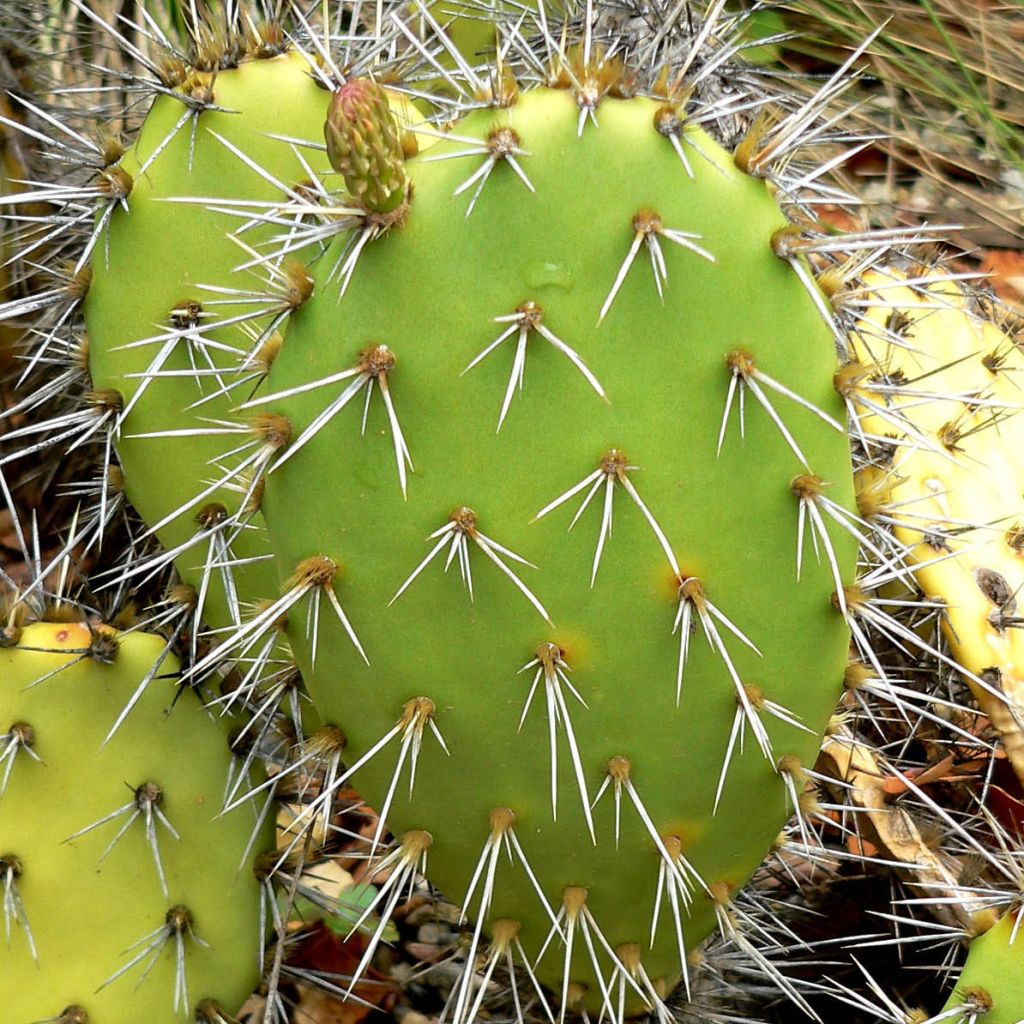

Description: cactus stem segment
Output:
[649,833,704,1000]
[461,808,517,926]
[328,205,410,300]
[954,987,994,1024]
[98,633,181,745]
[468,806,567,942]
[244,342,412,495]
[518,643,595,839]
[776,755,817,848]
[792,474,852,614]
[598,210,715,325]
[672,575,761,705]
[138,254,314,364]
[15,626,119,691]
[452,810,524,1023]
[189,553,365,690]
[114,301,224,428]
[286,554,367,668]
[719,349,843,468]
[552,26,627,139]
[0,722,39,796]
[462,301,606,431]
[179,326,284,409]
[549,883,642,1022]
[34,7,877,1010]
[615,942,673,1024]
[591,757,708,944]
[533,448,678,585]
[366,698,449,855]
[127,412,292,539]
[653,105,694,179]
[192,503,243,628]
[554,886,601,1021]
[188,130,357,273]
[452,918,541,1024]
[390,507,552,624]
[47,1007,90,1024]
[715,683,808,813]
[135,105,201,180]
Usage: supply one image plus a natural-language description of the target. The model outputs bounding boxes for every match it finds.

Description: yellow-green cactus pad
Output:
[848,271,1024,782]
[0,622,266,1023]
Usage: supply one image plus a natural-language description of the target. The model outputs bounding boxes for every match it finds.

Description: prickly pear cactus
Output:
[0,621,266,1023]
[254,61,858,1012]
[16,2,1021,1021]
[847,270,1024,784]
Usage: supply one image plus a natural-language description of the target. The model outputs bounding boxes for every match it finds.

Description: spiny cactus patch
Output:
[939,912,1024,1024]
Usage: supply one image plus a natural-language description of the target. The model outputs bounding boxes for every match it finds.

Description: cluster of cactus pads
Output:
[3,1,1024,1022]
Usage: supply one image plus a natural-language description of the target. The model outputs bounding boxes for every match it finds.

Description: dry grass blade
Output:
[777,0,1024,245]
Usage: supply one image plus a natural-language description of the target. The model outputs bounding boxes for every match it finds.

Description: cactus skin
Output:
[848,272,1024,785]
[0,622,267,1023]
[258,82,857,1011]
[939,913,1024,1024]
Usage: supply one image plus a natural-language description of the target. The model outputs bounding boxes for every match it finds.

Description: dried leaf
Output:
[290,922,397,1024]
[818,731,997,934]
[980,249,1024,308]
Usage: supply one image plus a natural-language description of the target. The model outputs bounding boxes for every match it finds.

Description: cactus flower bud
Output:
[325,78,409,214]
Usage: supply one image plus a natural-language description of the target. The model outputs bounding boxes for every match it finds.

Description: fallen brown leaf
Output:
[979,249,1024,308]
[289,922,397,1024]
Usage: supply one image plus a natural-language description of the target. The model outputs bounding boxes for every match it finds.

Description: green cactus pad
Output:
[0,622,266,1023]
[83,52,336,633]
[258,83,857,1011]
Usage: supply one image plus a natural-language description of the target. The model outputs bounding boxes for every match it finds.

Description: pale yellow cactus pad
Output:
[846,269,1024,780]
